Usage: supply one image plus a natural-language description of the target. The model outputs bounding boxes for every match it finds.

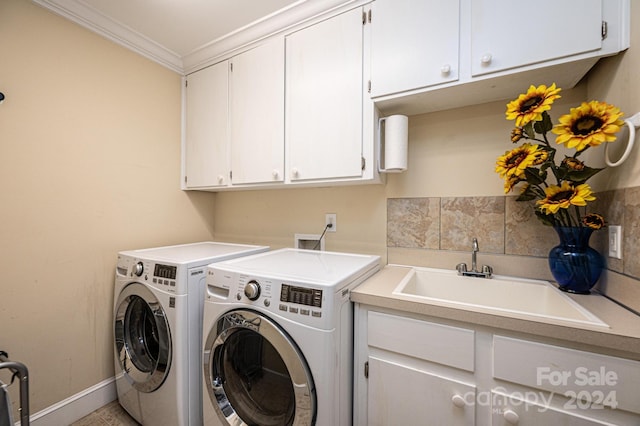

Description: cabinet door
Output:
[371,0,459,97]
[471,0,603,76]
[368,356,476,425]
[229,38,285,185]
[184,62,229,188]
[286,7,364,182]
[492,390,630,426]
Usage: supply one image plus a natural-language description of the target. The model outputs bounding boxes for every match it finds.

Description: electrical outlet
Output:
[608,225,622,259]
[325,213,337,233]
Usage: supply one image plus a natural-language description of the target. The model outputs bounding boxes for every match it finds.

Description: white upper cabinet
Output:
[183,0,628,191]
[183,39,285,189]
[370,0,460,98]
[470,0,603,76]
[184,61,229,188]
[229,38,285,185]
[286,7,365,182]
[369,0,629,115]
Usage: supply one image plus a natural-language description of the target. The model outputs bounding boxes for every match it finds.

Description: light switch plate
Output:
[608,225,622,259]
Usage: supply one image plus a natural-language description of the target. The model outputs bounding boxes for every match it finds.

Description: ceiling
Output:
[78,0,300,56]
[33,0,305,72]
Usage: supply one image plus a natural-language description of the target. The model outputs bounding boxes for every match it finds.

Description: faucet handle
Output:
[456,263,468,274]
[482,265,493,276]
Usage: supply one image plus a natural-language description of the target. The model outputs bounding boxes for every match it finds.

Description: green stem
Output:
[574,205,583,227]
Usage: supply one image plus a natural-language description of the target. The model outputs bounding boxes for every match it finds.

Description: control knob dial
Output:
[132,261,144,277]
[244,280,261,301]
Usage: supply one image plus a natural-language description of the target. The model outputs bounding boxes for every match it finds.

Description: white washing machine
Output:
[202,248,380,426]
[113,242,269,425]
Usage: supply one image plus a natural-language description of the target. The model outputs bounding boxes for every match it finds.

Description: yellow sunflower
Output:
[561,157,585,171]
[510,127,524,143]
[552,100,624,151]
[582,213,605,230]
[503,175,522,194]
[506,83,561,127]
[495,143,547,179]
[537,182,596,215]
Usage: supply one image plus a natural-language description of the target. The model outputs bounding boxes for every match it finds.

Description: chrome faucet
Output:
[471,238,479,272]
[456,238,493,278]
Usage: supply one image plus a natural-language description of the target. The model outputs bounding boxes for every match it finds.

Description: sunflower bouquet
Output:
[495,83,624,229]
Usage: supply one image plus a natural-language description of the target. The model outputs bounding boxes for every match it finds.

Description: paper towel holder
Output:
[378,114,409,173]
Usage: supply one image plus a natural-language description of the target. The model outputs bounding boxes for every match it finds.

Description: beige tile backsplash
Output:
[387,188,640,311]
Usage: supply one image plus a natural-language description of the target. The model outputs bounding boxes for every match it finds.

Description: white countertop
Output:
[351,265,640,360]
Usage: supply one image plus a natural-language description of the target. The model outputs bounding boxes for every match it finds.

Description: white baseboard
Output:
[26,377,116,426]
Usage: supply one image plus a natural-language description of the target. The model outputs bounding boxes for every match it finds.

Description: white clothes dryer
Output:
[113,242,269,426]
[202,248,380,426]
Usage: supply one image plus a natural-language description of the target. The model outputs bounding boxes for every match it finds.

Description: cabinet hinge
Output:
[184,175,187,184]
[601,21,608,40]
[367,80,371,93]
[185,79,188,87]
[361,157,366,171]
[230,170,233,180]
[362,9,371,25]
[230,62,233,72]
[364,361,369,378]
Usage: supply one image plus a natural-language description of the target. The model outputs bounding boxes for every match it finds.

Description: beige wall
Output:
[0,0,215,413]
[2,0,639,419]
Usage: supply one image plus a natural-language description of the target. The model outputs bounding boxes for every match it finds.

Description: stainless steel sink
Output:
[392,266,609,329]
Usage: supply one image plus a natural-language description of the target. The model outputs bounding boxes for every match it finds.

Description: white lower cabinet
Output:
[491,336,640,426]
[368,357,476,426]
[491,390,621,426]
[354,306,640,426]
[356,310,477,425]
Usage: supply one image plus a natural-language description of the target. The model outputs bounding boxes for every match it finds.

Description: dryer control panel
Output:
[280,285,322,308]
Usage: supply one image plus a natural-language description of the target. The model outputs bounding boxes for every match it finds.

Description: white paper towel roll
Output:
[382,115,408,172]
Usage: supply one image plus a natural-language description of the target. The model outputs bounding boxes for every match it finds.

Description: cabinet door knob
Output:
[503,409,519,424]
[441,64,451,75]
[291,168,299,178]
[217,175,225,184]
[272,169,279,179]
[481,53,493,65]
[451,394,466,408]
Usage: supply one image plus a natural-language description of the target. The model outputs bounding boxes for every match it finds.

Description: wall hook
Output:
[604,112,640,167]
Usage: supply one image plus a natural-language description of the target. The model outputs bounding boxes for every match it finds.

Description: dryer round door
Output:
[204,309,316,426]
[114,282,172,393]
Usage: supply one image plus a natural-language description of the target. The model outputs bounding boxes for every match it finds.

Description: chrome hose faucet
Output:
[456,238,493,278]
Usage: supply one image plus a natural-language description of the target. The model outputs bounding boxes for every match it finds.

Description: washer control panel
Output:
[118,255,178,292]
[206,268,332,326]
[280,285,322,308]
[151,263,177,290]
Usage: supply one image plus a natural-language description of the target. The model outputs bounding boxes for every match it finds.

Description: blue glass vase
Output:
[548,226,604,294]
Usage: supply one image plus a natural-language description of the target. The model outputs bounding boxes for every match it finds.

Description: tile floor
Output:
[71,400,139,426]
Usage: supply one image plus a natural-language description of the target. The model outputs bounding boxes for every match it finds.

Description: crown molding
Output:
[32,0,184,73]
[32,0,365,75]
[182,0,362,74]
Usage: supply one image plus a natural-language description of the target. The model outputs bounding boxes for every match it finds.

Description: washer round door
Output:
[114,282,172,393]
[203,309,316,426]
